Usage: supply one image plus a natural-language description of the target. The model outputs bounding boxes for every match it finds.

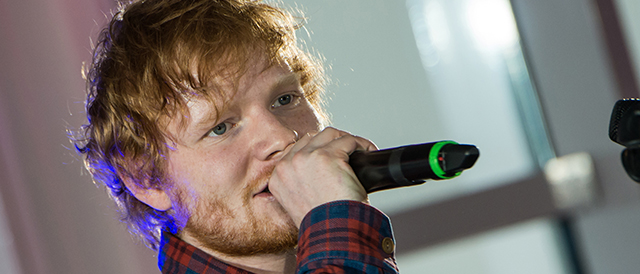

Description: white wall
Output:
[512,0,640,273]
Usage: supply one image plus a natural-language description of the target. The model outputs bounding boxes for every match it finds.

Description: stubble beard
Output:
[177,169,299,257]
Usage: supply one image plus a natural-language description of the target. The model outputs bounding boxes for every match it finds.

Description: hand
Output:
[268,127,377,227]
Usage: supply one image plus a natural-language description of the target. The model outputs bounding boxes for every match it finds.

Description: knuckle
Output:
[311,148,335,163]
[322,126,344,136]
[290,150,306,163]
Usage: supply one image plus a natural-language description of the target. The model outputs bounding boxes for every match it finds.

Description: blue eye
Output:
[273,94,293,107]
[279,95,292,105]
[209,123,228,136]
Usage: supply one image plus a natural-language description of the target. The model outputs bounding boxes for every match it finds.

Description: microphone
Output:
[349,141,480,193]
[609,98,640,182]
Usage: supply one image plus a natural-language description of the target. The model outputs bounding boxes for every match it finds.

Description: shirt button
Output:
[381,237,395,254]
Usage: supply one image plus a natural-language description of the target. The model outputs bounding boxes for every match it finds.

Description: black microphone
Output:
[609,98,640,182]
[349,141,480,193]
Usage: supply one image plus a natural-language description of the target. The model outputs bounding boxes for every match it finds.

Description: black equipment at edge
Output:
[609,98,640,182]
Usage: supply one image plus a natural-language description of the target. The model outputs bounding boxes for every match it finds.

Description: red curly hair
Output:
[75,0,326,250]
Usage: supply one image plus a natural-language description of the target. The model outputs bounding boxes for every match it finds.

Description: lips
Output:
[253,183,271,197]
[261,185,271,194]
[251,166,275,197]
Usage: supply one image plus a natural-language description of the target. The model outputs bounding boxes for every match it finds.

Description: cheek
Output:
[167,146,246,194]
[289,105,322,135]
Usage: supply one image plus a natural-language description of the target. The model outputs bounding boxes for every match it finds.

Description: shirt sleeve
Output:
[296,200,399,274]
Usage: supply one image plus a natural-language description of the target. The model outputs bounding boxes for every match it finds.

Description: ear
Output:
[121,177,173,212]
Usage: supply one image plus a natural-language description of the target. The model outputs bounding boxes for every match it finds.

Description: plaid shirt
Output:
[159,200,399,273]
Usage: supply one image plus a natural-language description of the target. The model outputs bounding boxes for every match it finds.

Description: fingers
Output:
[287,127,377,159]
[269,127,377,226]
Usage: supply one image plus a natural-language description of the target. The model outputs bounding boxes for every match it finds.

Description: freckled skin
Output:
[158,60,377,273]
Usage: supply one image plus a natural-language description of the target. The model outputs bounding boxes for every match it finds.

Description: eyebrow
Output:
[188,99,221,137]
[270,72,301,92]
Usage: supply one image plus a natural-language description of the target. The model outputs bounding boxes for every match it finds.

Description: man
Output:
[76,0,398,273]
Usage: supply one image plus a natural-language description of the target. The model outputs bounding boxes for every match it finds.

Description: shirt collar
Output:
[158,231,253,274]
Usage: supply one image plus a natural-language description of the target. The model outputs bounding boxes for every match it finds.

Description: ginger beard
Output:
[173,166,299,256]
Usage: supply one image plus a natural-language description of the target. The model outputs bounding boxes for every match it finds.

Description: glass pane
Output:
[0,193,20,274]
[614,0,640,86]
[397,218,573,274]
[370,0,549,213]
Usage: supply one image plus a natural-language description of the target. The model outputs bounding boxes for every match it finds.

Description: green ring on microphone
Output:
[429,141,461,179]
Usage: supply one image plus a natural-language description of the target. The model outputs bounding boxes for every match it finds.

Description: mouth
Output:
[261,185,271,194]
[253,183,272,197]
[251,166,275,198]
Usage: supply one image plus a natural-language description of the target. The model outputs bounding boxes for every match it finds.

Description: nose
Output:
[250,110,298,161]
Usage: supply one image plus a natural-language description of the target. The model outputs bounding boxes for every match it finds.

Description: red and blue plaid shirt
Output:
[159,200,399,273]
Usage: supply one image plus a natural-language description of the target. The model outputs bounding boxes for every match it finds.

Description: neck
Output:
[180,234,297,274]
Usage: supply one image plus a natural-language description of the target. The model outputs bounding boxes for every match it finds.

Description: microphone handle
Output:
[349,141,479,193]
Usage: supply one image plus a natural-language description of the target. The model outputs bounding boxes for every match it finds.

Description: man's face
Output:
[163,59,322,256]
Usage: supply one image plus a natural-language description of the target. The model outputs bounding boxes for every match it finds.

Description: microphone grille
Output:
[610,98,640,144]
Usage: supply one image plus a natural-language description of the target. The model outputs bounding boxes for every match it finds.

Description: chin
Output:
[252,199,294,226]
